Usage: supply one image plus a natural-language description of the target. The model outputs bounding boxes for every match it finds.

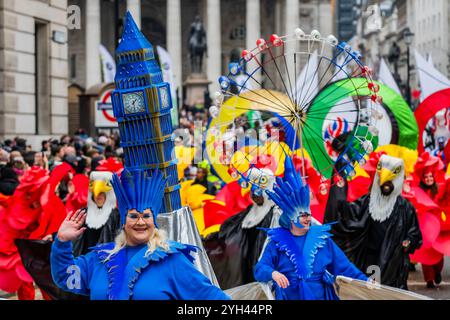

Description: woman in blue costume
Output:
[50,169,230,300]
[254,157,369,300]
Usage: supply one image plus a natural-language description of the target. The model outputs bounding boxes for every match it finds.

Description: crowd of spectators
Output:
[0,104,280,198]
[0,130,123,196]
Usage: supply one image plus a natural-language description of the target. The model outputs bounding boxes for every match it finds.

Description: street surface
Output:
[1,258,449,300]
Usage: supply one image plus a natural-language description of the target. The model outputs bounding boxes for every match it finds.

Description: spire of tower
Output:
[114,10,160,86]
[116,11,153,54]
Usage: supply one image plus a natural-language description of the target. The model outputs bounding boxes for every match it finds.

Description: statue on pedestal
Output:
[188,16,207,74]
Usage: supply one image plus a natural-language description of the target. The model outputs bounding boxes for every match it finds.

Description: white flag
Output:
[414,49,450,102]
[295,51,319,106]
[378,58,401,95]
[99,44,116,83]
[234,74,253,92]
[156,46,179,127]
[333,54,348,82]
[157,46,174,89]
[427,53,434,66]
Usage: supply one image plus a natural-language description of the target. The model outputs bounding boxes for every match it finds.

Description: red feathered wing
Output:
[203,181,252,229]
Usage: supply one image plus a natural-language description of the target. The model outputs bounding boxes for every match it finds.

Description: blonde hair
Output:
[102,228,170,262]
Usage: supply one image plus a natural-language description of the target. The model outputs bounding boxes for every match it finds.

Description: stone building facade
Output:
[68,0,333,105]
[1,0,335,143]
[351,0,450,103]
[409,0,450,76]
[0,0,69,148]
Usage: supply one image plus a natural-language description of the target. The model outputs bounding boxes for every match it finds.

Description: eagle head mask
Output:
[87,171,117,229]
[369,155,405,222]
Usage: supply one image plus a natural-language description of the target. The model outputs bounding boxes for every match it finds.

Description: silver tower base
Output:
[157,206,219,287]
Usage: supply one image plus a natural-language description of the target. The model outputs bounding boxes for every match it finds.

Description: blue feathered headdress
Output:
[266,156,311,229]
[111,169,167,225]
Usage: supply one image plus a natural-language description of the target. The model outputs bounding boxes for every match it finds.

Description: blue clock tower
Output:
[111,11,181,212]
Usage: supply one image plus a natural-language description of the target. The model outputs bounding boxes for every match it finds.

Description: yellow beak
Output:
[379,168,396,186]
[91,180,112,198]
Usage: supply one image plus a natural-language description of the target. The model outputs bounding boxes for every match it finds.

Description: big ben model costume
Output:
[111,11,181,212]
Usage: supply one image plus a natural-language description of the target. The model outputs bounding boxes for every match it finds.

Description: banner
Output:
[378,58,401,95]
[157,46,179,128]
[414,50,450,102]
[333,54,348,82]
[99,44,116,84]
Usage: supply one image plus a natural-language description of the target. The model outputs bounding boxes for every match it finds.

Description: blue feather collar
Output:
[92,241,197,300]
[262,224,333,279]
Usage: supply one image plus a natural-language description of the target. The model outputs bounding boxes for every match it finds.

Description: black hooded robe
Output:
[324,183,422,289]
[203,205,275,290]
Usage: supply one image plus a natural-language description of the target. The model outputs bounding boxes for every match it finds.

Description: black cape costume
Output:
[16,208,121,300]
[324,182,422,289]
[203,205,275,290]
[15,239,84,300]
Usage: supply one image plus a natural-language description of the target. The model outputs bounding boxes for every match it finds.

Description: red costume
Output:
[0,164,74,299]
[407,152,450,287]
[65,174,89,214]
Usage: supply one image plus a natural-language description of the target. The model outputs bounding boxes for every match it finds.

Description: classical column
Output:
[285,0,299,39]
[275,0,282,35]
[318,1,332,36]
[85,0,101,88]
[127,0,141,29]
[284,0,299,94]
[246,0,261,87]
[167,0,182,102]
[206,0,222,94]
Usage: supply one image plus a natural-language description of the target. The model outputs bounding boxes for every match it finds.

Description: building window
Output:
[35,20,51,135]
[70,54,77,80]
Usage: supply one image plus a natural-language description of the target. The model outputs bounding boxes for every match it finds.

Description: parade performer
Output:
[204,168,281,289]
[325,154,422,289]
[14,170,122,300]
[418,152,450,229]
[192,161,219,195]
[72,171,121,257]
[411,152,446,288]
[64,173,89,215]
[50,169,230,300]
[0,164,73,300]
[0,167,49,299]
[254,157,368,300]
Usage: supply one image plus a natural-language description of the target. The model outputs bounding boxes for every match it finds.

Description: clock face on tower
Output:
[122,91,146,115]
[159,86,170,109]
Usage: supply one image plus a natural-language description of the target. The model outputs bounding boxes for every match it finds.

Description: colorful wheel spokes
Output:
[208,30,382,189]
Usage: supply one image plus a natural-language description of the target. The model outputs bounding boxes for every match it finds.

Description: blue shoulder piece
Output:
[303,224,334,279]
[127,241,198,298]
[165,240,198,264]
[260,227,305,278]
[261,225,334,279]
[93,242,127,300]
[93,241,198,300]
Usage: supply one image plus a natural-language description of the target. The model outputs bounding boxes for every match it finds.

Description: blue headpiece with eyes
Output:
[111,169,167,225]
[265,156,311,229]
